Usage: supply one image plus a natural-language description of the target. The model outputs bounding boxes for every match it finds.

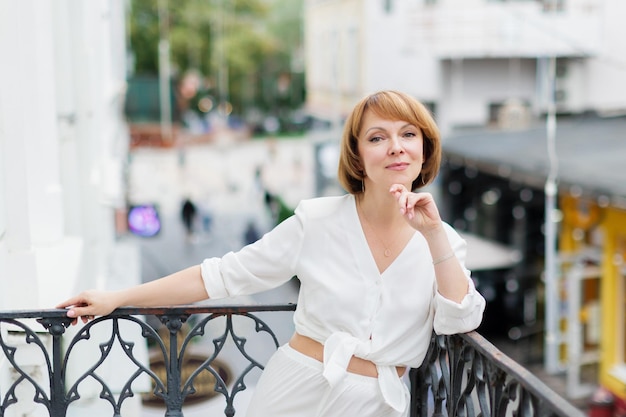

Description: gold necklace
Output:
[359,202,394,257]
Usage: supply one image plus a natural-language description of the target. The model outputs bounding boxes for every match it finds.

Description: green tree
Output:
[127,0,304,121]
[261,0,306,129]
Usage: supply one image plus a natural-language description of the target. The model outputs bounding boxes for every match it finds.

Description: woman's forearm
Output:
[423,225,469,303]
[57,265,210,321]
[117,265,209,307]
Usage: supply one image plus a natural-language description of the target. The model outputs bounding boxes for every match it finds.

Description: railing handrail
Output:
[0,305,586,417]
[0,303,297,320]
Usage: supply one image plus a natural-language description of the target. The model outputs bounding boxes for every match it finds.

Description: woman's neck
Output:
[356,191,404,226]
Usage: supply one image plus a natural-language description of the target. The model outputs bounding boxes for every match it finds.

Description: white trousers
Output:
[245,344,409,417]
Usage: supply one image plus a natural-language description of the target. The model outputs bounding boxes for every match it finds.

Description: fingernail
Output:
[67,310,76,318]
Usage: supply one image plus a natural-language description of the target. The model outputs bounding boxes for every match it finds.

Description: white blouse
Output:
[201,194,486,411]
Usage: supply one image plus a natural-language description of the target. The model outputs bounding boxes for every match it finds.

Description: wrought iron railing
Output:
[0,305,586,417]
[411,331,587,417]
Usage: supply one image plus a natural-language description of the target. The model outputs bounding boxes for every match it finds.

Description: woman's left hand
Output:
[389,184,442,233]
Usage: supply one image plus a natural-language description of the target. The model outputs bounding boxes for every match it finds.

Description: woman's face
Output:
[357,109,424,192]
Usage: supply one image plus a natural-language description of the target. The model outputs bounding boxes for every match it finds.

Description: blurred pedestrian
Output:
[181,198,197,240]
[243,220,261,245]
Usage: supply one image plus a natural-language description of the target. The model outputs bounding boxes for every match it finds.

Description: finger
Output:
[400,192,414,216]
[56,300,74,309]
[389,184,407,196]
[408,192,430,209]
[404,195,416,219]
[66,307,94,319]
[56,295,87,309]
[390,186,409,213]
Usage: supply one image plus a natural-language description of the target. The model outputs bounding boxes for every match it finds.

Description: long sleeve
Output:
[200,210,304,298]
[432,278,486,335]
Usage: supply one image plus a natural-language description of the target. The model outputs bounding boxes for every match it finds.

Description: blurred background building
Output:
[304,0,626,134]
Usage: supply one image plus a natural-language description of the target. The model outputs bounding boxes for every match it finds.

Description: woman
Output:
[57,90,485,417]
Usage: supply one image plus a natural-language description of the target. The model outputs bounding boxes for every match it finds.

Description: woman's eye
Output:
[369,135,383,142]
[403,132,416,138]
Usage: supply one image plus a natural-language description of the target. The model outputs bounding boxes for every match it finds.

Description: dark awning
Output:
[441,115,626,205]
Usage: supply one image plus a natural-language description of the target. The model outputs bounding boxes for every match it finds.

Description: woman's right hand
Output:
[56,290,120,325]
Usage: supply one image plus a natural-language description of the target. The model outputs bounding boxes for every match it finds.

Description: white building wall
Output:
[406,0,602,58]
[585,0,626,114]
[362,0,440,103]
[0,0,133,310]
[304,0,441,120]
[304,0,366,123]
[439,58,538,129]
[304,0,626,132]
[0,0,65,309]
[0,1,146,415]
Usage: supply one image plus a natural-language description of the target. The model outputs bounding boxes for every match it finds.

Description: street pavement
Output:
[128,136,317,282]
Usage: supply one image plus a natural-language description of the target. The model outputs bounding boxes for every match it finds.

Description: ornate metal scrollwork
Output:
[0,307,586,417]
[409,332,586,417]
[0,306,291,417]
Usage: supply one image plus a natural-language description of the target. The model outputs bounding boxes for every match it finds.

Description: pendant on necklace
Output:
[384,248,391,257]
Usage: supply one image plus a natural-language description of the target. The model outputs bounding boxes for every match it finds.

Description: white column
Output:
[0,0,64,309]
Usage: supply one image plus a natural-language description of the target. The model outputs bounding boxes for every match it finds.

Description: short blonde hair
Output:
[337,90,441,194]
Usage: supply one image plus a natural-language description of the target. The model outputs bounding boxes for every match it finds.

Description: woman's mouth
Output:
[386,162,409,170]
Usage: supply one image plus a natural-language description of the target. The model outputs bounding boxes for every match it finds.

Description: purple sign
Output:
[127,204,161,237]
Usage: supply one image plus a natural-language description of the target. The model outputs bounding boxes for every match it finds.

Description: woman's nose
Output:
[389,136,404,154]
